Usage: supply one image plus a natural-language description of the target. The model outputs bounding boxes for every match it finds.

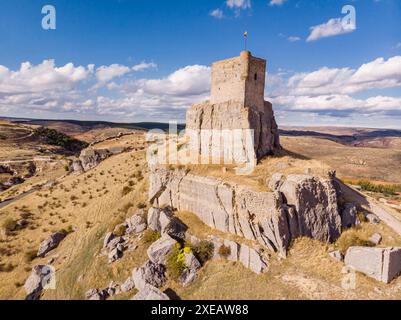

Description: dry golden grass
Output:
[1,125,401,300]
[0,133,150,299]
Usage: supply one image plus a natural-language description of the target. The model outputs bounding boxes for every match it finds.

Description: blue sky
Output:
[0,0,400,128]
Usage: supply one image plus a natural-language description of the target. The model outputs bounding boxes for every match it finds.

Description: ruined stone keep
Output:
[186,51,280,162]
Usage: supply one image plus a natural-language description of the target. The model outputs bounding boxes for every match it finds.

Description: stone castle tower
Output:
[186,51,280,163]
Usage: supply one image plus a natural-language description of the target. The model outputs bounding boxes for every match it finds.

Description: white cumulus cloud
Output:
[307,17,355,42]
[269,0,287,6]
[210,9,224,19]
[95,64,131,83]
[226,0,251,9]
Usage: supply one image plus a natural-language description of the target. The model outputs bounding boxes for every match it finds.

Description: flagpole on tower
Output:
[244,31,248,51]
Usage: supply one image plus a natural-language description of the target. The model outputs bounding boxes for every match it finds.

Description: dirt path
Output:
[338,180,401,236]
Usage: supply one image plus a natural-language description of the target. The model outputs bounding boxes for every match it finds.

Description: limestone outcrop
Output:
[186,100,280,162]
[345,247,401,283]
[149,167,344,256]
[24,265,54,300]
[37,231,67,258]
[71,149,111,174]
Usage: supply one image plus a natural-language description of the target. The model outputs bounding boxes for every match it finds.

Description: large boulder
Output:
[24,265,54,300]
[369,233,382,245]
[106,236,124,250]
[147,234,176,265]
[132,260,166,290]
[277,174,342,242]
[37,232,66,257]
[147,207,187,240]
[126,212,147,234]
[131,284,170,300]
[120,277,135,293]
[179,252,201,286]
[345,246,401,283]
[147,207,162,231]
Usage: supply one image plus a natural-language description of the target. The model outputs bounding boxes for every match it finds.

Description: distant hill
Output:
[0,116,186,132]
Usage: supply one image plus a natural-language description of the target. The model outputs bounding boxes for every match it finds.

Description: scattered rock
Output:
[366,214,380,225]
[85,288,108,300]
[126,212,147,234]
[369,233,382,245]
[147,234,176,265]
[103,232,115,248]
[107,282,120,297]
[106,236,124,250]
[37,232,66,257]
[328,250,344,262]
[345,246,401,283]
[120,277,135,293]
[131,284,169,300]
[132,260,166,290]
[179,252,201,286]
[24,265,54,300]
[108,247,123,263]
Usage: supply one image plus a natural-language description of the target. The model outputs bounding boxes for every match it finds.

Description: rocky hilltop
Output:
[149,167,350,256]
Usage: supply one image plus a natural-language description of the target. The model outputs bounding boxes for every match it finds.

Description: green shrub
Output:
[59,225,74,235]
[137,202,146,209]
[189,240,214,265]
[357,180,401,196]
[33,127,88,153]
[2,218,17,234]
[121,186,133,196]
[114,224,127,237]
[143,229,161,244]
[166,243,187,280]
[0,263,15,273]
[24,250,37,262]
[218,245,231,258]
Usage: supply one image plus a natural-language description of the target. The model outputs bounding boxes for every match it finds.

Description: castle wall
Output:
[210,51,266,110]
[188,51,279,161]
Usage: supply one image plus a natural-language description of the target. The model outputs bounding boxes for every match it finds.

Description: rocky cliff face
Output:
[186,100,280,162]
[149,167,343,256]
